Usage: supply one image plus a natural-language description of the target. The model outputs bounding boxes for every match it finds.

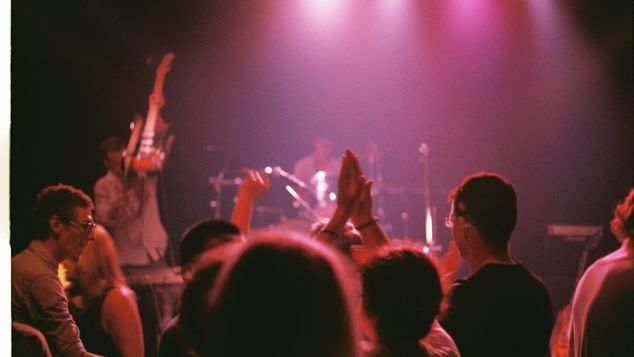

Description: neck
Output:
[313,154,333,168]
[40,238,63,263]
[622,237,633,254]
[467,245,513,275]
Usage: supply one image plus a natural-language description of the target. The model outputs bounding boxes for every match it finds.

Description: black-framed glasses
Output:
[58,215,97,234]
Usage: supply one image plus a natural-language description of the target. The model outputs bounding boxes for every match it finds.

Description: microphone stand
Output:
[419,143,441,253]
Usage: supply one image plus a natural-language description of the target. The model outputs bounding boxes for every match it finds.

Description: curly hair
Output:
[610,188,634,241]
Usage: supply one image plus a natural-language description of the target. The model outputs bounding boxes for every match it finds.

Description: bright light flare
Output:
[305,0,341,20]
[425,207,433,244]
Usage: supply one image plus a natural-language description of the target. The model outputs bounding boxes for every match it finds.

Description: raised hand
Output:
[231,169,270,236]
[350,180,373,226]
[336,149,366,217]
[240,169,270,202]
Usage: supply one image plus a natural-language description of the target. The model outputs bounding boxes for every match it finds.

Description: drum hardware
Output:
[285,185,321,221]
[265,166,335,219]
[419,143,441,252]
[265,166,312,193]
[209,167,228,219]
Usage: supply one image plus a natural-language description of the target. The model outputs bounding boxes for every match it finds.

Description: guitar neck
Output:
[134,52,174,159]
[138,106,159,157]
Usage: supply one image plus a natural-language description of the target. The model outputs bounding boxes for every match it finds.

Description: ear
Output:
[49,215,64,236]
[461,221,473,240]
[103,158,110,169]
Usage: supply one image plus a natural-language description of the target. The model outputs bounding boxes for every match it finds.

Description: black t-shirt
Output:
[440,263,553,357]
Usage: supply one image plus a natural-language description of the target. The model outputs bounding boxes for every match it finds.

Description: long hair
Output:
[203,232,360,357]
[71,225,127,298]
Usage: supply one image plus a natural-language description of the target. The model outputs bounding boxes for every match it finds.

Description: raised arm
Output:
[230,169,270,236]
[317,149,365,244]
[349,178,389,249]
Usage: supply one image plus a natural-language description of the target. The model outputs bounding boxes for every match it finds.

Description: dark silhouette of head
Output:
[362,247,442,344]
[449,172,517,253]
[203,233,360,357]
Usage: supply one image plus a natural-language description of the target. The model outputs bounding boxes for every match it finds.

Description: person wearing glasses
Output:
[12,184,102,356]
[438,173,552,357]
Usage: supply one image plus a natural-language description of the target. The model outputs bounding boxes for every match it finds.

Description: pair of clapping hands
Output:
[334,149,374,228]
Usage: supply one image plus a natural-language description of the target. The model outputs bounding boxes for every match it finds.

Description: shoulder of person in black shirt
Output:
[440,263,553,357]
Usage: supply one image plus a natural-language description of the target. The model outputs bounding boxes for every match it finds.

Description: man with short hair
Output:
[361,247,459,357]
[439,173,553,357]
[157,219,242,357]
[12,184,102,357]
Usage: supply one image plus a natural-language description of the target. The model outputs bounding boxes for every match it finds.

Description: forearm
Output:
[354,217,389,249]
[316,208,349,245]
[230,192,254,236]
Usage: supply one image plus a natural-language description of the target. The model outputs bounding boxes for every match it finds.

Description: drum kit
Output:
[206,143,444,250]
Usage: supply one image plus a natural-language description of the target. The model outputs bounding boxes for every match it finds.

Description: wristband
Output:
[354,217,379,231]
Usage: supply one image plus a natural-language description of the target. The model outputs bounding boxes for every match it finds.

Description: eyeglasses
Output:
[58,215,97,234]
[444,209,473,228]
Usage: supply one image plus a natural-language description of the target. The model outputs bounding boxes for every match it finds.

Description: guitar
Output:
[124,52,175,177]
[549,232,601,357]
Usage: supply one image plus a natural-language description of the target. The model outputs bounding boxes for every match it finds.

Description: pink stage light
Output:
[303,0,346,28]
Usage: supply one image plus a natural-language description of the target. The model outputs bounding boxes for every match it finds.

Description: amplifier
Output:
[547,225,603,241]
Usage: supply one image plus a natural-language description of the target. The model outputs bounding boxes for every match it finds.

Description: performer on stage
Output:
[94,132,170,267]
[292,137,340,218]
[95,53,175,268]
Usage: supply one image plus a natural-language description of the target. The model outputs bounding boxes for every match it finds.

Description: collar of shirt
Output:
[27,240,59,272]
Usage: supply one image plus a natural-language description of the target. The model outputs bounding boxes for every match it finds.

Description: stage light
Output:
[305,0,340,19]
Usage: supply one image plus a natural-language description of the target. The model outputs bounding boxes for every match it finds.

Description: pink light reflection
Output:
[303,0,344,27]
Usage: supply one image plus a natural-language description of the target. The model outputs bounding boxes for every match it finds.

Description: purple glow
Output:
[302,0,347,29]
